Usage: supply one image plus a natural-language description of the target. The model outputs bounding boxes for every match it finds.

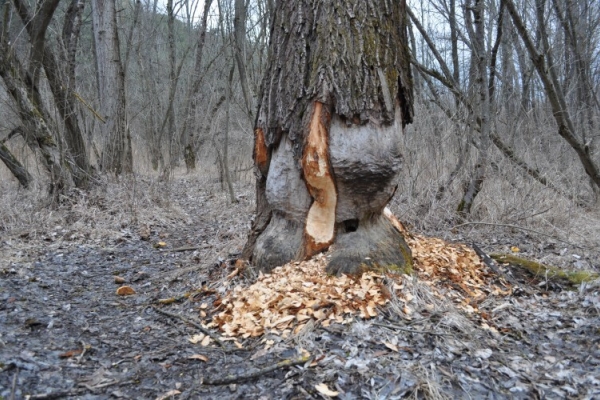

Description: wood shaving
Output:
[212,231,510,338]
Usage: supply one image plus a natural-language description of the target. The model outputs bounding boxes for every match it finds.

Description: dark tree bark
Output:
[179,0,213,172]
[12,0,92,188]
[234,0,253,118]
[0,48,71,195]
[243,0,414,275]
[91,0,132,175]
[0,128,32,188]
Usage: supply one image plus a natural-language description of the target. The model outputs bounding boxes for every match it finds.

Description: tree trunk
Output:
[179,0,213,172]
[0,48,71,195]
[222,61,237,203]
[0,128,32,188]
[91,0,132,175]
[457,0,490,215]
[243,0,414,275]
[11,0,92,188]
[233,0,253,119]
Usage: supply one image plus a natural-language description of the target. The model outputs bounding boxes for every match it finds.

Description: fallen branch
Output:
[158,244,211,253]
[10,368,18,400]
[471,243,519,287]
[28,389,86,399]
[490,253,598,286]
[202,355,311,385]
[151,306,227,349]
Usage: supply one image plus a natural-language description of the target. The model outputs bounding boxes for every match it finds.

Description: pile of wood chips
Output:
[211,232,509,339]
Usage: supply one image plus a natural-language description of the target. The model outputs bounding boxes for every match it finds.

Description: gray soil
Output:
[1,178,599,399]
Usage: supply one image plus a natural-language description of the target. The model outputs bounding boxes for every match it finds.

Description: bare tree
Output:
[233,0,253,119]
[11,0,93,188]
[504,0,600,192]
[0,0,71,195]
[91,0,132,175]
[179,0,214,172]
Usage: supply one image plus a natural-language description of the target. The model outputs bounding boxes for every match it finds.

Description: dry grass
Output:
[391,102,600,253]
[0,173,190,241]
[1,99,599,259]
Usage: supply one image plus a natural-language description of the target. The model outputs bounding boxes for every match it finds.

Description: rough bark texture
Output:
[179,0,213,172]
[92,0,131,175]
[0,137,32,188]
[245,0,413,275]
[13,0,92,188]
[0,48,71,195]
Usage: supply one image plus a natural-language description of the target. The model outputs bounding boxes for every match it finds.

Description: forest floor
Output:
[0,176,599,399]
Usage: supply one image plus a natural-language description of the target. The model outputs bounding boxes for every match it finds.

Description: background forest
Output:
[1,0,599,242]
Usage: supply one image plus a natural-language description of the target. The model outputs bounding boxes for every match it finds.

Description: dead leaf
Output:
[59,349,82,358]
[226,268,239,279]
[383,342,399,352]
[188,334,205,344]
[188,354,208,362]
[200,335,211,346]
[155,390,181,400]
[154,241,167,249]
[114,276,126,284]
[315,383,339,397]
[116,286,135,296]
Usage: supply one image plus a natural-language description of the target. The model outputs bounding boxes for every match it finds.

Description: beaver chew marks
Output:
[254,128,269,175]
[302,102,337,257]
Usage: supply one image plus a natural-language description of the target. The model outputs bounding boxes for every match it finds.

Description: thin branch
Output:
[202,355,312,385]
[73,91,106,123]
[151,305,228,349]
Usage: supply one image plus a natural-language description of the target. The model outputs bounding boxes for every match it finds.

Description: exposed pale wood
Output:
[302,102,337,257]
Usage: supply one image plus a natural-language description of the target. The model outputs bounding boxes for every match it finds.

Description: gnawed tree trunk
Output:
[243,0,414,275]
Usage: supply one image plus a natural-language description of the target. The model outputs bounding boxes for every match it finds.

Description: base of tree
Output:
[326,213,412,275]
[252,210,412,275]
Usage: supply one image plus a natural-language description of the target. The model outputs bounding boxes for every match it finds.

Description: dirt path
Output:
[1,179,599,399]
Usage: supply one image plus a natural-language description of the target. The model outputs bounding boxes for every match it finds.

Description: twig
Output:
[451,222,586,250]
[10,368,18,400]
[372,321,450,336]
[471,243,524,290]
[202,355,312,385]
[77,341,88,364]
[28,389,85,400]
[73,91,106,123]
[158,245,210,253]
[151,305,227,349]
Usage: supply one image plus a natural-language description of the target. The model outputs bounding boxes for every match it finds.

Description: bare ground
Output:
[1,176,599,399]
